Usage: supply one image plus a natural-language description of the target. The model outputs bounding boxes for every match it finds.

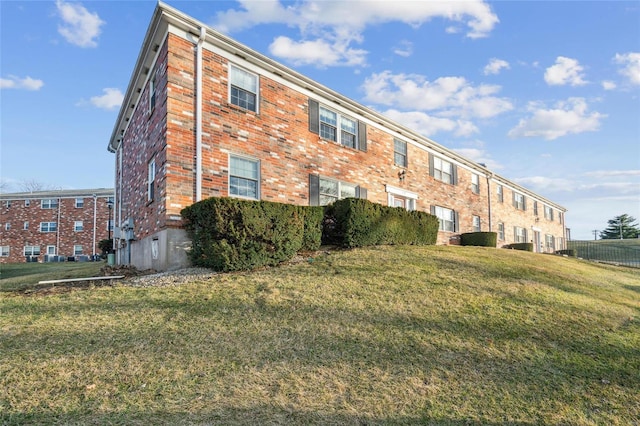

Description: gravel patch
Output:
[124,267,218,288]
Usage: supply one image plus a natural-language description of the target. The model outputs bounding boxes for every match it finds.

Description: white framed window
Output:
[41,199,58,209]
[74,221,84,232]
[433,206,456,232]
[319,177,357,206]
[386,185,417,211]
[544,205,554,221]
[23,221,29,230]
[47,246,56,255]
[514,226,527,243]
[471,174,480,194]
[40,222,57,232]
[74,245,83,256]
[433,157,455,184]
[497,185,503,203]
[513,192,526,210]
[4,223,10,231]
[75,198,84,208]
[498,223,505,240]
[5,200,11,208]
[473,215,481,232]
[148,158,156,202]
[24,245,40,256]
[24,199,30,207]
[229,65,258,112]
[1,246,9,257]
[545,234,555,251]
[318,106,360,150]
[229,155,260,200]
[394,139,407,167]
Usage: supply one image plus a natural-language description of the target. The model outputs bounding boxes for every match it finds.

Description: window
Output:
[513,192,526,210]
[40,222,57,232]
[74,245,83,256]
[394,139,407,167]
[471,174,480,194]
[24,199,30,207]
[433,206,456,232]
[497,185,503,203]
[4,223,10,231]
[498,223,505,240]
[319,178,357,205]
[432,156,456,185]
[0,246,9,257]
[149,74,156,112]
[309,99,367,151]
[75,198,84,208]
[148,158,156,202]
[514,227,527,243]
[386,185,417,211]
[47,246,56,255]
[544,205,554,221]
[23,221,29,230]
[74,221,84,232]
[229,155,259,199]
[473,215,481,232]
[41,199,58,209]
[24,246,40,256]
[5,200,11,208]
[533,201,539,216]
[545,234,555,251]
[229,65,258,112]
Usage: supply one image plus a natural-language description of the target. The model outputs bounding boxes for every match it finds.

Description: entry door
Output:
[533,231,541,253]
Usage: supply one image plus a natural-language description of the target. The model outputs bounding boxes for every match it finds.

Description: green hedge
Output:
[505,242,534,252]
[555,249,577,257]
[181,197,323,271]
[323,198,439,248]
[460,232,497,247]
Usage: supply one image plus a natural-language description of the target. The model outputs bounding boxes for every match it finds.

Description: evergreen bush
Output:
[460,232,497,247]
[505,243,534,252]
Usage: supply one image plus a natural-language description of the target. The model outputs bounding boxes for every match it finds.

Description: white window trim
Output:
[228,64,259,113]
[75,198,84,208]
[47,245,57,256]
[0,246,9,257]
[228,153,260,200]
[148,158,156,202]
[318,105,359,149]
[385,185,417,211]
[74,221,84,232]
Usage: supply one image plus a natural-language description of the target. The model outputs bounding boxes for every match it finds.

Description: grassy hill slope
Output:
[1,246,638,425]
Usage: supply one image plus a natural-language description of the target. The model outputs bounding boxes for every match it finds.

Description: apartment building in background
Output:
[0,189,114,264]
[107,2,567,271]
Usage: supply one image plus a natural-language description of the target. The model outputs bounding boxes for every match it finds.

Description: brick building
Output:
[0,189,114,264]
[108,3,567,271]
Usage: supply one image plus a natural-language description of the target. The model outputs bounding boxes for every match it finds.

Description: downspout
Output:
[56,197,61,255]
[486,173,493,232]
[195,26,206,202]
[117,144,123,264]
[92,194,97,256]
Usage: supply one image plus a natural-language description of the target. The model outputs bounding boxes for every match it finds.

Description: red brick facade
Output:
[109,4,566,270]
[0,189,114,263]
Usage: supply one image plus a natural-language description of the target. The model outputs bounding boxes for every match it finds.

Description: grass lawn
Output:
[0,261,105,292]
[1,246,638,425]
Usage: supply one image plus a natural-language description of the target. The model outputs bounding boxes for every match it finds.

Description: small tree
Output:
[599,214,639,239]
[98,239,113,257]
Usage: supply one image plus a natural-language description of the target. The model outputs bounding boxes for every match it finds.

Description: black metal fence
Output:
[567,239,640,268]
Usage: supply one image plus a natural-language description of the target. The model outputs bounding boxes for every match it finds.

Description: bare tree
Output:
[19,179,62,193]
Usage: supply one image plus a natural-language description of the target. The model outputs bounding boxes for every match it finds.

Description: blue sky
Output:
[1,0,638,240]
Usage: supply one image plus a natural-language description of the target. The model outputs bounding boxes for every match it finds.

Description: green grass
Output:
[0,261,105,292]
[1,246,638,425]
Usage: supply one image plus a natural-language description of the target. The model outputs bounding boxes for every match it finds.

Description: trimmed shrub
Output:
[555,249,577,257]
[181,197,323,271]
[323,198,439,247]
[505,242,534,252]
[460,232,497,247]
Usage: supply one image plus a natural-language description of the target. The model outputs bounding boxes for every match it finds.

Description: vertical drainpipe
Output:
[486,173,493,232]
[56,198,61,255]
[195,26,206,202]
[117,144,123,264]
[92,194,97,256]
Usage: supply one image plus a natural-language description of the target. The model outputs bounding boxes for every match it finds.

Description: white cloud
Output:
[56,0,104,48]
[602,80,617,90]
[483,58,510,75]
[381,109,479,138]
[584,169,640,178]
[89,88,123,110]
[508,98,605,140]
[213,0,498,67]
[362,71,513,119]
[393,40,413,58]
[269,36,367,67]
[544,56,587,86]
[452,147,503,170]
[614,52,640,85]
[514,176,575,192]
[0,75,44,91]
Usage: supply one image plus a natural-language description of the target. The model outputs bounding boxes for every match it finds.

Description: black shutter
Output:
[512,192,517,208]
[356,186,367,200]
[523,196,527,211]
[358,121,367,152]
[452,164,458,185]
[308,99,319,134]
[309,174,320,206]
[430,205,436,215]
[454,211,460,232]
